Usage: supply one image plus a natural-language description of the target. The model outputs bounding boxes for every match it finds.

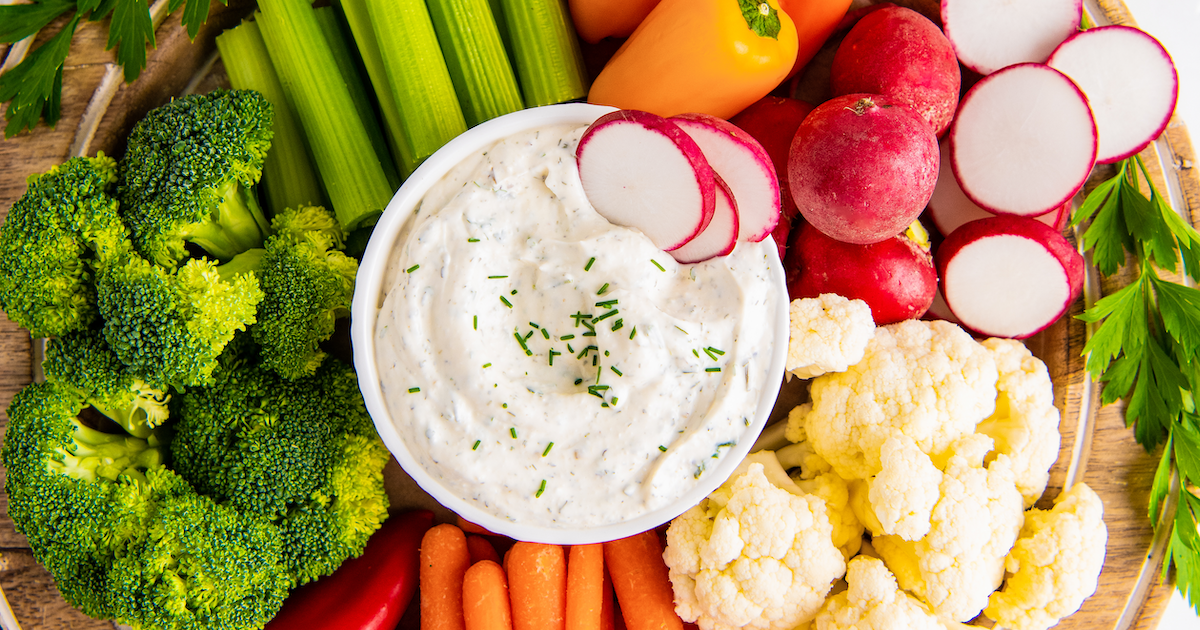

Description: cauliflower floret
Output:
[787,295,875,379]
[795,319,999,480]
[813,556,977,630]
[867,433,943,541]
[776,406,832,479]
[976,338,1061,507]
[776,420,863,560]
[985,482,1107,630]
[664,462,846,630]
[872,434,1025,622]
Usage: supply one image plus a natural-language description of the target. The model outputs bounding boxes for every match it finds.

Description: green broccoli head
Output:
[43,327,171,439]
[119,89,274,267]
[169,353,390,585]
[252,206,358,380]
[0,154,130,338]
[96,252,265,390]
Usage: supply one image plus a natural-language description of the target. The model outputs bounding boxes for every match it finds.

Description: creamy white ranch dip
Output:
[374,123,781,528]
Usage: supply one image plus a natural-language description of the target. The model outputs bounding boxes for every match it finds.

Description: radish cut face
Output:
[949,63,1096,218]
[1048,25,1179,164]
[577,110,716,251]
[670,113,781,243]
[670,175,739,264]
[941,0,1081,75]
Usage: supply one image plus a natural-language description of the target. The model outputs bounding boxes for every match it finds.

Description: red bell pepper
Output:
[266,509,434,629]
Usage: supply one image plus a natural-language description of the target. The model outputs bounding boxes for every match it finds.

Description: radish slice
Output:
[670,175,740,264]
[928,140,1070,236]
[941,0,1081,76]
[576,109,716,251]
[923,287,960,324]
[670,113,781,243]
[936,216,1084,339]
[949,63,1096,218]
[1048,25,1179,164]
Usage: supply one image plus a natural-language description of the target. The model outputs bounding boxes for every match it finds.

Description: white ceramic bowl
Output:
[351,102,791,544]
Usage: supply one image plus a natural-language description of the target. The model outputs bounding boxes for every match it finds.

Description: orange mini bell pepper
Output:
[587,0,799,120]
[568,0,662,44]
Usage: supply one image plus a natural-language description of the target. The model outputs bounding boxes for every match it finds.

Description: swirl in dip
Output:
[373,122,782,528]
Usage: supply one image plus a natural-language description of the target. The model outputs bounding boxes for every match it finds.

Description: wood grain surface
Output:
[0,0,1197,628]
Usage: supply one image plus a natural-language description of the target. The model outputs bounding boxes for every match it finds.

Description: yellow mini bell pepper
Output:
[587,0,799,119]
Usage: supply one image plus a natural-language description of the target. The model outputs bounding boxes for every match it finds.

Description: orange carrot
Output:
[467,535,502,565]
[420,523,472,630]
[462,560,514,630]
[457,516,501,536]
[566,544,605,630]
[603,531,683,630]
[600,563,615,630]
[507,542,568,630]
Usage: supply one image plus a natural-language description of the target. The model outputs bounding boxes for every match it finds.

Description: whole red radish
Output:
[729,95,816,224]
[937,215,1084,339]
[788,93,939,245]
[785,220,937,325]
[830,5,961,137]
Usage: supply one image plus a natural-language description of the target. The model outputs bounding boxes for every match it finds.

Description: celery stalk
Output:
[256,0,394,231]
[216,20,328,217]
[313,6,401,189]
[426,0,524,127]
[494,0,588,108]
[363,0,467,169]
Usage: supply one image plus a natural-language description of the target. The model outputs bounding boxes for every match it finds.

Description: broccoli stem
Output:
[217,249,267,281]
[90,384,171,440]
[50,420,165,483]
[183,181,272,260]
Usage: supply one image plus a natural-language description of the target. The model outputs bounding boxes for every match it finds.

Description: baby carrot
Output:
[463,560,514,630]
[457,515,501,536]
[603,531,683,630]
[507,542,568,630]
[467,534,502,565]
[600,563,615,630]
[566,543,605,630]
[421,523,472,630]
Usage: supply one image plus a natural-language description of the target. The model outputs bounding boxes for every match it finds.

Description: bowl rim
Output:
[350,102,791,544]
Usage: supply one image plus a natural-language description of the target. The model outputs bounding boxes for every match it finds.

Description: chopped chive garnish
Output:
[511,289,518,295]
[604,350,610,356]
[571,312,593,327]
[597,283,609,295]
[529,322,540,328]
[586,385,610,398]
[567,343,575,353]
[536,479,546,498]
[500,295,513,308]
[651,259,665,272]
[592,309,618,323]
[524,330,534,340]
[611,397,618,405]
[584,257,595,271]
[676,326,688,335]
[630,326,637,339]
[408,387,420,393]
[560,334,575,340]
[548,349,561,365]
[542,442,554,457]
[595,299,618,308]
[718,441,736,448]
[601,402,609,408]
[473,440,481,450]
[706,346,726,357]
[488,275,509,279]
[541,328,550,340]
[514,331,532,355]
[705,367,721,372]
[611,319,623,331]
[659,445,668,452]
[580,318,596,332]
[611,366,623,376]
[468,237,480,242]
[577,345,598,359]
[482,362,492,368]
[596,364,602,384]
[510,427,518,438]
[592,355,597,366]
[582,331,597,337]
[405,264,420,273]
[574,378,583,385]
[693,349,700,357]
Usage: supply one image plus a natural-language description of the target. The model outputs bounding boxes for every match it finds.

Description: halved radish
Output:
[937,216,1084,339]
[670,112,781,243]
[577,109,716,251]
[941,0,1081,76]
[670,174,739,264]
[949,63,1096,218]
[928,139,1071,236]
[1048,25,1179,164]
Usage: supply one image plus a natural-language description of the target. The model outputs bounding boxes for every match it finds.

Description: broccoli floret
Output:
[96,252,264,390]
[43,328,171,439]
[2,381,291,629]
[119,89,274,267]
[0,154,130,338]
[169,352,390,585]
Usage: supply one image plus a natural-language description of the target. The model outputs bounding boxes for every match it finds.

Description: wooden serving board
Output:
[0,0,1197,628]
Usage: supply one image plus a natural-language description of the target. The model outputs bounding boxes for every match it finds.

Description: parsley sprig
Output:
[0,0,221,137]
[1073,154,1200,608]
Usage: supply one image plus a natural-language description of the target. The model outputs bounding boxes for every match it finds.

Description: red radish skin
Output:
[729,96,816,224]
[1048,25,1179,164]
[928,140,1070,236]
[670,112,780,243]
[670,174,739,264]
[941,0,1082,76]
[785,221,937,325]
[830,5,961,138]
[787,93,939,245]
[949,63,1096,218]
[936,216,1084,339]
[577,109,716,251]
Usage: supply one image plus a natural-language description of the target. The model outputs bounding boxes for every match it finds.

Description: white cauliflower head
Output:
[796,319,999,480]
[813,556,972,630]
[976,338,1061,507]
[872,434,1026,622]
[985,482,1107,630]
[865,433,944,541]
[664,462,847,630]
[786,294,876,379]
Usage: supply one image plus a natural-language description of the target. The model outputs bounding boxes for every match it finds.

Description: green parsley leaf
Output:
[0,13,78,136]
[107,0,156,83]
[0,0,76,43]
